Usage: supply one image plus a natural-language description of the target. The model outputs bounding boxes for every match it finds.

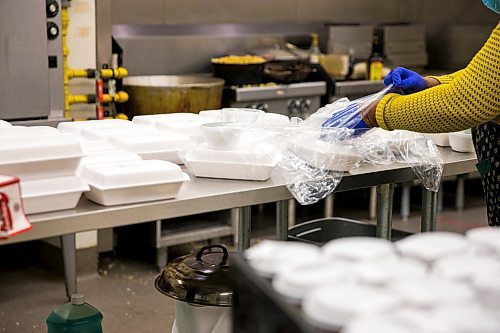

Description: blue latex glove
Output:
[384,67,426,94]
[322,103,368,132]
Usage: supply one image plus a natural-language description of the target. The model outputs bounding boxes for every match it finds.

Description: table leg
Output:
[276,200,289,241]
[421,189,438,232]
[401,183,411,221]
[455,174,466,211]
[61,233,77,300]
[369,186,377,220]
[324,194,334,218]
[288,199,296,228]
[376,184,394,239]
[437,184,444,213]
[237,206,251,251]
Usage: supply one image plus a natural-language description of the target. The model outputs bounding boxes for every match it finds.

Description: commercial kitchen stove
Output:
[222,81,327,118]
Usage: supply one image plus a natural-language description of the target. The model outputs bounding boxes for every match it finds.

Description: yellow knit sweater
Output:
[376,22,500,133]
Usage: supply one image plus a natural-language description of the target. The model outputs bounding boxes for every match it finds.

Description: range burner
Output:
[222,81,326,118]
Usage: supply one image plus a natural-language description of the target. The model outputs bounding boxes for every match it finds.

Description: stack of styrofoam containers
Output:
[245,229,500,333]
[327,25,374,60]
[184,109,278,181]
[0,124,89,214]
[57,119,190,206]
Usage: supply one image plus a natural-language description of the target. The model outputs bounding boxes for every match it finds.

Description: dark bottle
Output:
[367,35,384,81]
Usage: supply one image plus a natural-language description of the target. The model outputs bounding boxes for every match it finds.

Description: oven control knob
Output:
[257,103,269,112]
[300,99,311,113]
[46,0,59,18]
[47,22,59,40]
[287,99,301,116]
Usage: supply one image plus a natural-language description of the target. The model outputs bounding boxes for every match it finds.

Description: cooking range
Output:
[222,81,327,118]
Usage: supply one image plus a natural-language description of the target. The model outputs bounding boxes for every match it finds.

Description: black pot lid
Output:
[155,245,233,307]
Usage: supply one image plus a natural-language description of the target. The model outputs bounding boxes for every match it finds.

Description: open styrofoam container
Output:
[109,132,192,164]
[322,237,396,262]
[424,133,450,147]
[0,134,83,180]
[183,144,276,181]
[81,160,189,206]
[395,232,469,263]
[449,130,474,153]
[21,176,89,214]
[76,150,142,175]
[132,113,201,127]
[57,119,133,136]
[80,124,158,142]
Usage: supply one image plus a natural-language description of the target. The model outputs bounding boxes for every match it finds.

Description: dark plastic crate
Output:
[288,217,412,245]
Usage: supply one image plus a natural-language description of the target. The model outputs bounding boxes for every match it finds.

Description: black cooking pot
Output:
[264,60,312,83]
[212,62,266,86]
[155,245,233,307]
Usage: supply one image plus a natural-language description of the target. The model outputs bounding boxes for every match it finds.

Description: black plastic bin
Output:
[288,217,411,245]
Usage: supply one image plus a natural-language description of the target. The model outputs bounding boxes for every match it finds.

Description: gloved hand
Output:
[384,67,426,94]
[322,103,368,131]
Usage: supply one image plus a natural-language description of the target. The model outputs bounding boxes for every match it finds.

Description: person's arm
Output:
[426,70,465,85]
[375,23,500,134]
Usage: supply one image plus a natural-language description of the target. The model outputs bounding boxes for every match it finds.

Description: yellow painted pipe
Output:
[102,91,129,103]
[67,94,90,105]
[100,67,128,79]
[68,69,92,79]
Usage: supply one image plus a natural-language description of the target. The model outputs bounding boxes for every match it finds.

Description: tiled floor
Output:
[0,179,489,332]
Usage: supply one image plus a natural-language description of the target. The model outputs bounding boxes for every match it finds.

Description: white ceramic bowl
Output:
[200,122,243,150]
[424,133,450,147]
[449,130,474,153]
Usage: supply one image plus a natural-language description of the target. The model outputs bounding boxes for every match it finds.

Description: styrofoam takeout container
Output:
[432,255,500,283]
[200,122,243,150]
[244,240,321,278]
[110,132,192,164]
[322,237,396,262]
[465,227,500,256]
[79,141,117,155]
[424,133,450,147]
[81,160,189,206]
[80,125,158,142]
[184,144,275,181]
[449,130,474,153]
[198,110,222,121]
[57,119,133,135]
[220,108,265,123]
[263,113,290,128]
[0,134,83,180]
[396,232,469,263]
[0,120,12,127]
[21,176,89,214]
[132,113,201,127]
[76,150,143,175]
[302,284,401,331]
[155,118,209,137]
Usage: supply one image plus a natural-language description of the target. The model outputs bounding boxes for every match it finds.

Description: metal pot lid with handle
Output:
[155,245,233,307]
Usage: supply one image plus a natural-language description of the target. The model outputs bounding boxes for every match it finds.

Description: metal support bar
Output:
[237,206,251,251]
[276,200,289,241]
[61,233,77,300]
[324,194,334,218]
[369,186,377,220]
[421,189,438,232]
[455,174,466,211]
[437,185,444,212]
[376,184,394,239]
[288,199,296,228]
[401,183,411,220]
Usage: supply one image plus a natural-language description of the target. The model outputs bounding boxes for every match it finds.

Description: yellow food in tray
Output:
[211,55,267,65]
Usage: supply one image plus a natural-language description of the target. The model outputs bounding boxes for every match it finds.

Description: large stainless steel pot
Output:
[123,75,224,117]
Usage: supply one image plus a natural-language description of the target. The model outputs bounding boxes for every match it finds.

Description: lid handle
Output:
[196,245,228,266]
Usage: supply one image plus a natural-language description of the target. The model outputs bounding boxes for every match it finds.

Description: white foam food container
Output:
[263,113,290,128]
[109,132,192,164]
[80,125,158,142]
[132,113,201,126]
[432,305,500,333]
[0,134,83,180]
[449,130,474,153]
[272,259,354,304]
[0,120,12,127]
[79,141,117,154]
[465,227,500,256]
[302,284,401,331]
[21,176,89,214]
[183,144,275,181]
[198,110,222,121]
[244,240,321,278]
[322,237,396,262]
[290,134,362,172]
[355,257,428,286]
[76,150,143,175]
[432,255,500,283]
[424,133,450,147]
[395,232,469,263]
[220,108,265,124]
[0,126,40,140]
[155,118,209,137]
[81,160,189,206]
[57,119,133,135]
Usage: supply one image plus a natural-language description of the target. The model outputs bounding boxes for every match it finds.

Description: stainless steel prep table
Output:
[0,148,477,297]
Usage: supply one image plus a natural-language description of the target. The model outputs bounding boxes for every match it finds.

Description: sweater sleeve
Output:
[376,22,500,133]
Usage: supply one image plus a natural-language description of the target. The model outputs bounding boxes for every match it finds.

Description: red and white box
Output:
[0,176,31,239]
